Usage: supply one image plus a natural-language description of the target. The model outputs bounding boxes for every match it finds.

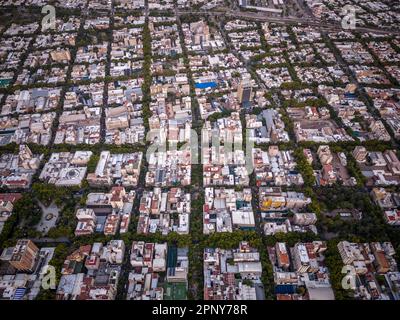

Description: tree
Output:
[13,194,41,228]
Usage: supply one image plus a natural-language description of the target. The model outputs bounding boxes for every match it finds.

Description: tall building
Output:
[292,242,321,273]
[293,243,310,273]
[237,80,253,105]
[50,49,71,63]
[353,146,368,162]
[190,21,210,46]
[238,0,248,7]
[9,239,39,272]
[275,242,290,270]
[19,145,40,170]
[371,244,391,274]
[317,145,333,165]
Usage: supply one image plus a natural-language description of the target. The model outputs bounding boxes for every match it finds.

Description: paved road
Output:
[30,237,70,244]
[176,9,400,36]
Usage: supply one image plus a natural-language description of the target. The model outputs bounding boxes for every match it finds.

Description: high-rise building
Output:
[353,146,368,162]
[317,145,333,165]
[190,21,210,46]
[9,239,39,272]
[275,242,290,270]
[238,0,248,7]
[237,80,253,105]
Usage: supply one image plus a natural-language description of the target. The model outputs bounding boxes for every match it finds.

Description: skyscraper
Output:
[237,80,253,105]
[9,239,39,272]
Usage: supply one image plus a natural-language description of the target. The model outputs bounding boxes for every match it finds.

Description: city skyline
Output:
[0,0,400,304]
